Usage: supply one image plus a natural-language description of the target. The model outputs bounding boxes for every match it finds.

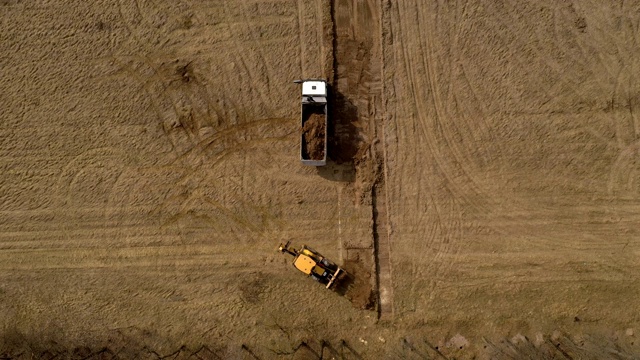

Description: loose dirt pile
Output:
[302,112,325,160]
[335,259,376,310]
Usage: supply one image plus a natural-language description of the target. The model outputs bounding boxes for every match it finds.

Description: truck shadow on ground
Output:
[316,89,359,182]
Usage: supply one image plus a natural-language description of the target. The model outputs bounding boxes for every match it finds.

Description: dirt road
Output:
[1,0,640,358]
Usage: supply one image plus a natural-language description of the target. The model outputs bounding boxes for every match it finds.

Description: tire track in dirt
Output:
[448,1,509,175]
[112,2,336,253]
[393,1,465,234]
[221,1,277,116]
[144,118,295,244]
[105,54,200,158]
[161,128,297,236]
[386,1,433,313]
[608,140,640,196]
[54,147,135,241]
[295,0,306,76]
[478,1,640,203]
[235,1,292,102]
[386,0,477,313]
[480,1,593,108]
[417,3,492,214]
[449,1,623,218]
[114,0,272,135]
[408,1,604,226]
[296,0,332,79]
[479,4,598,101]
[476,0,633,167]
[606,62,640,197]
[415,1,547,250]
[0,0,374,353]
[115,0,168,53]
[107,0,302,242]
[384,1,640,328]
[0,246,267,271]
[94,0,303,248]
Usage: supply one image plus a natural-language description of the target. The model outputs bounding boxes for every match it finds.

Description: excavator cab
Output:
[278,241,344,289]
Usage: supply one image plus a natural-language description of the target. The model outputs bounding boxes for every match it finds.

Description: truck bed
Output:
[301,102,327,165]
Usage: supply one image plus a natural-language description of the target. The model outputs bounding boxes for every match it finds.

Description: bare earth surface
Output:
[1,0,640,358]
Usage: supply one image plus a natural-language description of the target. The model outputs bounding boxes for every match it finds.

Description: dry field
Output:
[1,0,640,358]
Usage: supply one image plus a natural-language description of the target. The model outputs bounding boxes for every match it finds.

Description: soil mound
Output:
[335,259,376,310]
[302,112,325,160]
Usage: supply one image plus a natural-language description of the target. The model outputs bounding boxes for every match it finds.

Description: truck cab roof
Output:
[301,81,327,97]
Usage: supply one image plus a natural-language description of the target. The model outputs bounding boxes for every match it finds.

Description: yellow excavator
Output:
[278,241,344,289]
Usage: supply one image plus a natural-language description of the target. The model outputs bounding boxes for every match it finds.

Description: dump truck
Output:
[278,241,344,289]
[293,79,328,166]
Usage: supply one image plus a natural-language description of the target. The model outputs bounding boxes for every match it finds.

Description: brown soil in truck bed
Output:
[302,112,326,160]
